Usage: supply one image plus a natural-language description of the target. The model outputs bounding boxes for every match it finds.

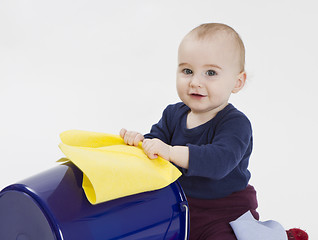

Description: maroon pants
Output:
[187,185,259,240]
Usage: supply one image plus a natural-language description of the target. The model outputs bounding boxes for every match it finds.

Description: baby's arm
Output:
[142,138,189,169]
[120,128,189,169]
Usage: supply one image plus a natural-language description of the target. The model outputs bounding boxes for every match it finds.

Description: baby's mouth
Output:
[190,93,206,97]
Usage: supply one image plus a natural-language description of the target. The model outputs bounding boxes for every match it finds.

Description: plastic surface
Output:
[0,191,56,240]
[0,162,189,240]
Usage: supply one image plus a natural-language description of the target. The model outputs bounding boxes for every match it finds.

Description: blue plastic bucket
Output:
[0,162,189,240]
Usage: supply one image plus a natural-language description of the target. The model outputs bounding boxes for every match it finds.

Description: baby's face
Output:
[176,32,245,116]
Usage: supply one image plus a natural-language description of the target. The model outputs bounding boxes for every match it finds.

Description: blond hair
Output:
[187,23,246,72]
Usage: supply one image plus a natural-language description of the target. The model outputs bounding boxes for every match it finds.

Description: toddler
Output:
[120,23,307,240]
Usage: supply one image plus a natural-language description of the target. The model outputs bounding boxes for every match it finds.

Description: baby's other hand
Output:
[120,128,144,146]
[142,138,171,161]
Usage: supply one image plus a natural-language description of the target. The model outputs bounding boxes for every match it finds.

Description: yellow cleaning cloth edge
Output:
[58,130,181,204]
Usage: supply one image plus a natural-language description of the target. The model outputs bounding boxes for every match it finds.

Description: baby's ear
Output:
[232,71,247,93]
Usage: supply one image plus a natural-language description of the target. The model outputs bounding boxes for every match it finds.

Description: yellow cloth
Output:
[58,130,181,205]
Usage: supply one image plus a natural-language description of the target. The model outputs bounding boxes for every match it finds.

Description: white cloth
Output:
[230,211,287,240]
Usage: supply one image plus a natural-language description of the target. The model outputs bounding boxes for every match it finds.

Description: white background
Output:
[1,0,317,238]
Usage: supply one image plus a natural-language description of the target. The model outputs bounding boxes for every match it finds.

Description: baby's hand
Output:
[120,128,144,146]
[142,138,171,161]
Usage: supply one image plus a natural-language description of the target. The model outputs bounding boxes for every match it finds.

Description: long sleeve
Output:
[185,114,252,180]
[143,102,253,199]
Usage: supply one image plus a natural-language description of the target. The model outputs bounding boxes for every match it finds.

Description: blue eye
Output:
[206,70,217,76]
[182,68,193,75]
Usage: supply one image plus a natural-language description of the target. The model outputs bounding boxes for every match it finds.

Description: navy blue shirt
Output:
[144,102,252,199]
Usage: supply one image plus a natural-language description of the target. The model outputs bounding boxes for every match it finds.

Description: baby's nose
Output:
[189,75,203,88]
